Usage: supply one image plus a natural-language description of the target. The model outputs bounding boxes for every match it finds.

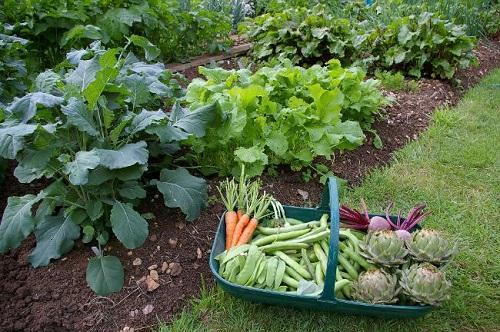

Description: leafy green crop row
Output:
[0,0,231,66]
[0,40,214,295]
[242,5,477,79]
[183,59,387,177]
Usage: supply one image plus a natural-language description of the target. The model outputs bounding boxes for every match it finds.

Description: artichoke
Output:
[359,230,408,267]
[399,263,451,306]
[406,229,457,265]
[351,269,400,304]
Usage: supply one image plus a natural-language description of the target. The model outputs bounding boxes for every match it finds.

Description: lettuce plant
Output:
[0,40,214,295]
[184,59,386,177]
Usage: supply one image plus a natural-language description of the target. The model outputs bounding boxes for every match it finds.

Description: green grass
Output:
[158,70,500,332]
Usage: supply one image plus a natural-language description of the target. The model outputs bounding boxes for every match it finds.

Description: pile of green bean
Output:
[216,214,331,292]
[334,229,375,298]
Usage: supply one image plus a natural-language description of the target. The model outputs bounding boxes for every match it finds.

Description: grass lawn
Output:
[159,70,500,332]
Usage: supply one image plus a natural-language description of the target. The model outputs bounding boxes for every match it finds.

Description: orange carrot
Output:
[237,209,244,220]
[231,214,250,247]
[236,217,258,245]
[224,211,238,250]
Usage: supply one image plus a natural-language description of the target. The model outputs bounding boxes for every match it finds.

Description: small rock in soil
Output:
[168,262,182,276]
[127,251,133,256]
[297,189,309,200]
[150,270,159,281]
[142,304,154,315]
[122,326,135,332]
[129,309,139,317]
[197,248,202,259]
[161,262,168,273]
[175,221,185,230]
[148,264,158,270]
[132,258,142,266]
[145,276,160,292]
[168,238,178,248]
[150,234,157,242]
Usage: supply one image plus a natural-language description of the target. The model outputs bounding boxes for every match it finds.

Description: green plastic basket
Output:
[209,177,432,318]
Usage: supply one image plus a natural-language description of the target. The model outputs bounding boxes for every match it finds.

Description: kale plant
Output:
[0,39,214,295]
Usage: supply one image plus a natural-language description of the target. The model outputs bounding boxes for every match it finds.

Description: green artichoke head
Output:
[352,269,400,304]
[407,229,457,265]
[400,263,451,306]
[359,230,408,267]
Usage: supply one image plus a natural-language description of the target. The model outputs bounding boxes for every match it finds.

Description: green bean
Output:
[253,228,310,246]
[340,271,352,280]
[266,257,278,288]
[285,266,305,281]
[290,230,330,244]
[319,214,329,228]
[335,267,342,282]
[273,251,312,279]
[320,239,330,255]
[339,229,360,251]
[282,273,299,289]
[236,245,261,285]
[257,221,320,235]
[261,242,309,253]
[301,248,315,278]
[294,226,327,239]
[339,242,375,270]
[316,263,324,285]
[337,254,359,280]
[274,259,286,289]
[313,243,328,275]
[221,244,251,265]
[285,218,307,225]
[334,279,351,293]
[244,252,265,286]
[342,283,352,298]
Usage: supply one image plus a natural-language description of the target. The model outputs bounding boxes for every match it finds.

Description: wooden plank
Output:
[166,43,251,72]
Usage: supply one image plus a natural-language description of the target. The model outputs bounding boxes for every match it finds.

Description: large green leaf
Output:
[0,193,45,253]
[147,104,215,143]
[126,110,166,136]
[0,123,38,159]
[170,104,215,137]
[6,93,64,123]
[64,150,100,185]
[61,98,99,136]
[60,24,102,47]
[66,57,100,90]
[28,212,80,267]
[86,255,124,295]
[34,70,61,94]
[96,141,148,169]
[110,201,148,249]
[83,49,119,110]
[129,35,160,61]
[118,181,147,199]
[152,167,207,221]
[119,74,150,108]
[87,165,146,186]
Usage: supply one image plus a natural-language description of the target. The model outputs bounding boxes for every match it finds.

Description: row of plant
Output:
[0,0,232,67]
[183,59,388,177]
[216,174,456,306]
[253,0,500,37]
[242,4,478,79]
[0,41,214,295]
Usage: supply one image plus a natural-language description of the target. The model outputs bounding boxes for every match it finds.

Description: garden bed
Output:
[0,37,498,332]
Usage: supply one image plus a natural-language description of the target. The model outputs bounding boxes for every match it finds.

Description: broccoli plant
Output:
[0,39,214,295]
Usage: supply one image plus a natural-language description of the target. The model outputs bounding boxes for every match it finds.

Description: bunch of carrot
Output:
[218,168,272,250]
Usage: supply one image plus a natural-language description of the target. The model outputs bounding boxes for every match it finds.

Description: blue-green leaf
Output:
[152,167,207,221]
[0,193,46,253]
[6,93,64,123]
[110,201,148,249]
[86,255,124,295]
[96,141,148,169]
[28,211,81,267]
[62,98,99,136]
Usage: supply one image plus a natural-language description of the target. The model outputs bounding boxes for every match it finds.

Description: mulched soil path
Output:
[0,37,498,332]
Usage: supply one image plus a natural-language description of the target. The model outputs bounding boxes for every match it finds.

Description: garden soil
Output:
[0,38,498,332]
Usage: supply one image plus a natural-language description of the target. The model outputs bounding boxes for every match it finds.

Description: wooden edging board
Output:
[166,43,251,72]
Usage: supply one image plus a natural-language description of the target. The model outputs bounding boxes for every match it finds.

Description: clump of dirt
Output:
[0,38,498,332]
